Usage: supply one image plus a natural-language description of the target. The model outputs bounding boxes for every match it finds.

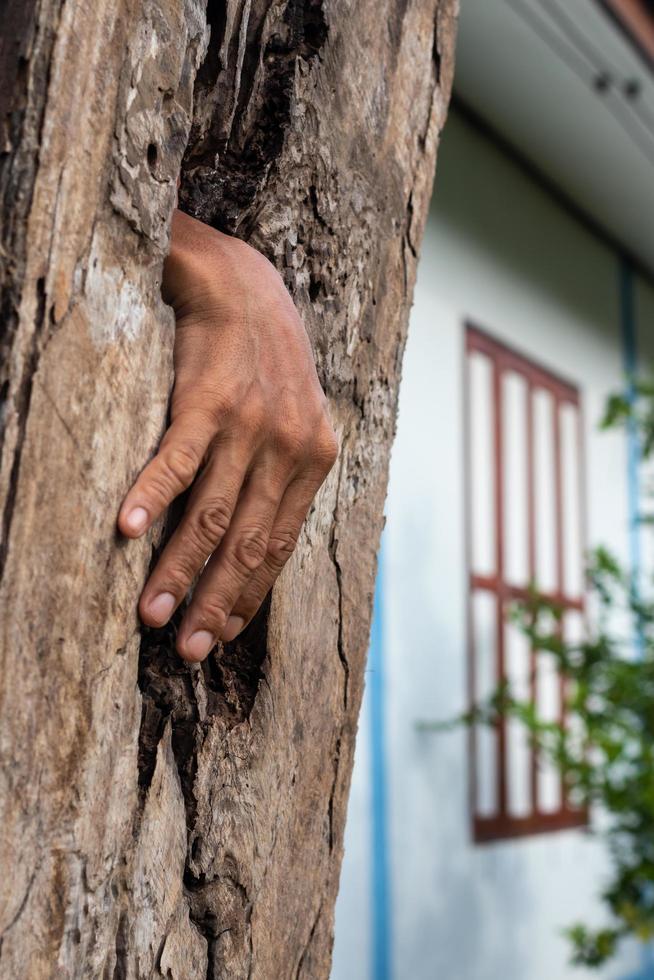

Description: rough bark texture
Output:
[0,1,457,977]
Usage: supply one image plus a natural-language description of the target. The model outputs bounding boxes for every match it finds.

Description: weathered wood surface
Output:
[0,1,457,977]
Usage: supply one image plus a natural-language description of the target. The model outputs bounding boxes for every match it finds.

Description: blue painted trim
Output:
[369,541,392,980]
[619,256,652,979]
[617,935,654,979]
[616,953,654,980]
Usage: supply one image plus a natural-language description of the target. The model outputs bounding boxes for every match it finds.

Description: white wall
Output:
[331,679,372,980]
[333,109,649,980]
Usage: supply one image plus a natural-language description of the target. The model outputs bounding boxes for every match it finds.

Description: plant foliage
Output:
[470,381,654,968]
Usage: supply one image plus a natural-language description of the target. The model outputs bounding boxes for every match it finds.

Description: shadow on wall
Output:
[435,110,618,350]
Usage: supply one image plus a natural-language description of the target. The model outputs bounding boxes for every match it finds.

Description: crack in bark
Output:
[405,190,418,260]
[0,866,38,948]
[420,8,446,155]
[0,0,63,490]
[184,871,254,980]
[132,12,336,968]
[181,0,328,234]
[136,597,269,793]
[111,910,129,980]
[328,449,350,711]
[0,275,46,579]
[326,736,342,852]
[294,901,322,980]
[136,574,269,975]
[432,9,442,84]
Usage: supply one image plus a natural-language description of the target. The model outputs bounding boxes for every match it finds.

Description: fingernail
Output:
[222,616,245,643]
[147,592,175,624]
[184,630,214,660]
[124,506,149,534]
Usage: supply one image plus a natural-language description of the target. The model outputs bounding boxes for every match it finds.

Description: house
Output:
[332,1,654,978]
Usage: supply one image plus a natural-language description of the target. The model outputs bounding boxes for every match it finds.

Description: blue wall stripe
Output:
[369,541,392,980]
[617,943,654,980]
[618,255,652,978]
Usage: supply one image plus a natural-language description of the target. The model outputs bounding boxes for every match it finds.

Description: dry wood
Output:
[0,1,457,976]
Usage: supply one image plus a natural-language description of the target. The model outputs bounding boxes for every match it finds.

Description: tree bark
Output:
[0,1,457,977]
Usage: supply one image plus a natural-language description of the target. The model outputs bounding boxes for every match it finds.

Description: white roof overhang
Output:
[454,0,654,274]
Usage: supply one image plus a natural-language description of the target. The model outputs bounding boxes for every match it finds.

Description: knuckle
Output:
[177,401,228,436]
[196,501,232,544]
[162,444,199,489]
[313,423,339,471]
[177,394,234,430]
[277,422,309,463]
[161,555,197,590]
[143,471,176,506]
[267,527,298,566]
[206,393,236,427]
[233,528,269,573]
[195,593,229,630]
[241,401,266,442]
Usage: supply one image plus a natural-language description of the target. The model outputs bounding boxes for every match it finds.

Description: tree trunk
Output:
[0,1,457,977]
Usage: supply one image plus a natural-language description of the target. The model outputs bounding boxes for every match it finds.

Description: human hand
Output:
[118,210,338,661]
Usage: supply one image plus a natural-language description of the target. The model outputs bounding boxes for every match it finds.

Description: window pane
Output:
[503,370,529,587]
[506,619,531,818]
[563,611,585,808]
[472,589,498,817]
[536,649,561,813]
[533,388,557,594]
[469,352,496,577]
[561,402,583,599]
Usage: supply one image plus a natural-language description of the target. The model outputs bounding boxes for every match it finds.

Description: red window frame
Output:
[465,323,587,843]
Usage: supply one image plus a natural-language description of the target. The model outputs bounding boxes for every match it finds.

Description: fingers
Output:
[118,410,213,538]
[124,390,338,662]
[220,477,318,643]
[138,440,251,628]
[176,466,289,661]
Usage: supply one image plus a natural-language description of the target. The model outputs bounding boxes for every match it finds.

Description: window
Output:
[601,0,654,64]
[465,324,586,842]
